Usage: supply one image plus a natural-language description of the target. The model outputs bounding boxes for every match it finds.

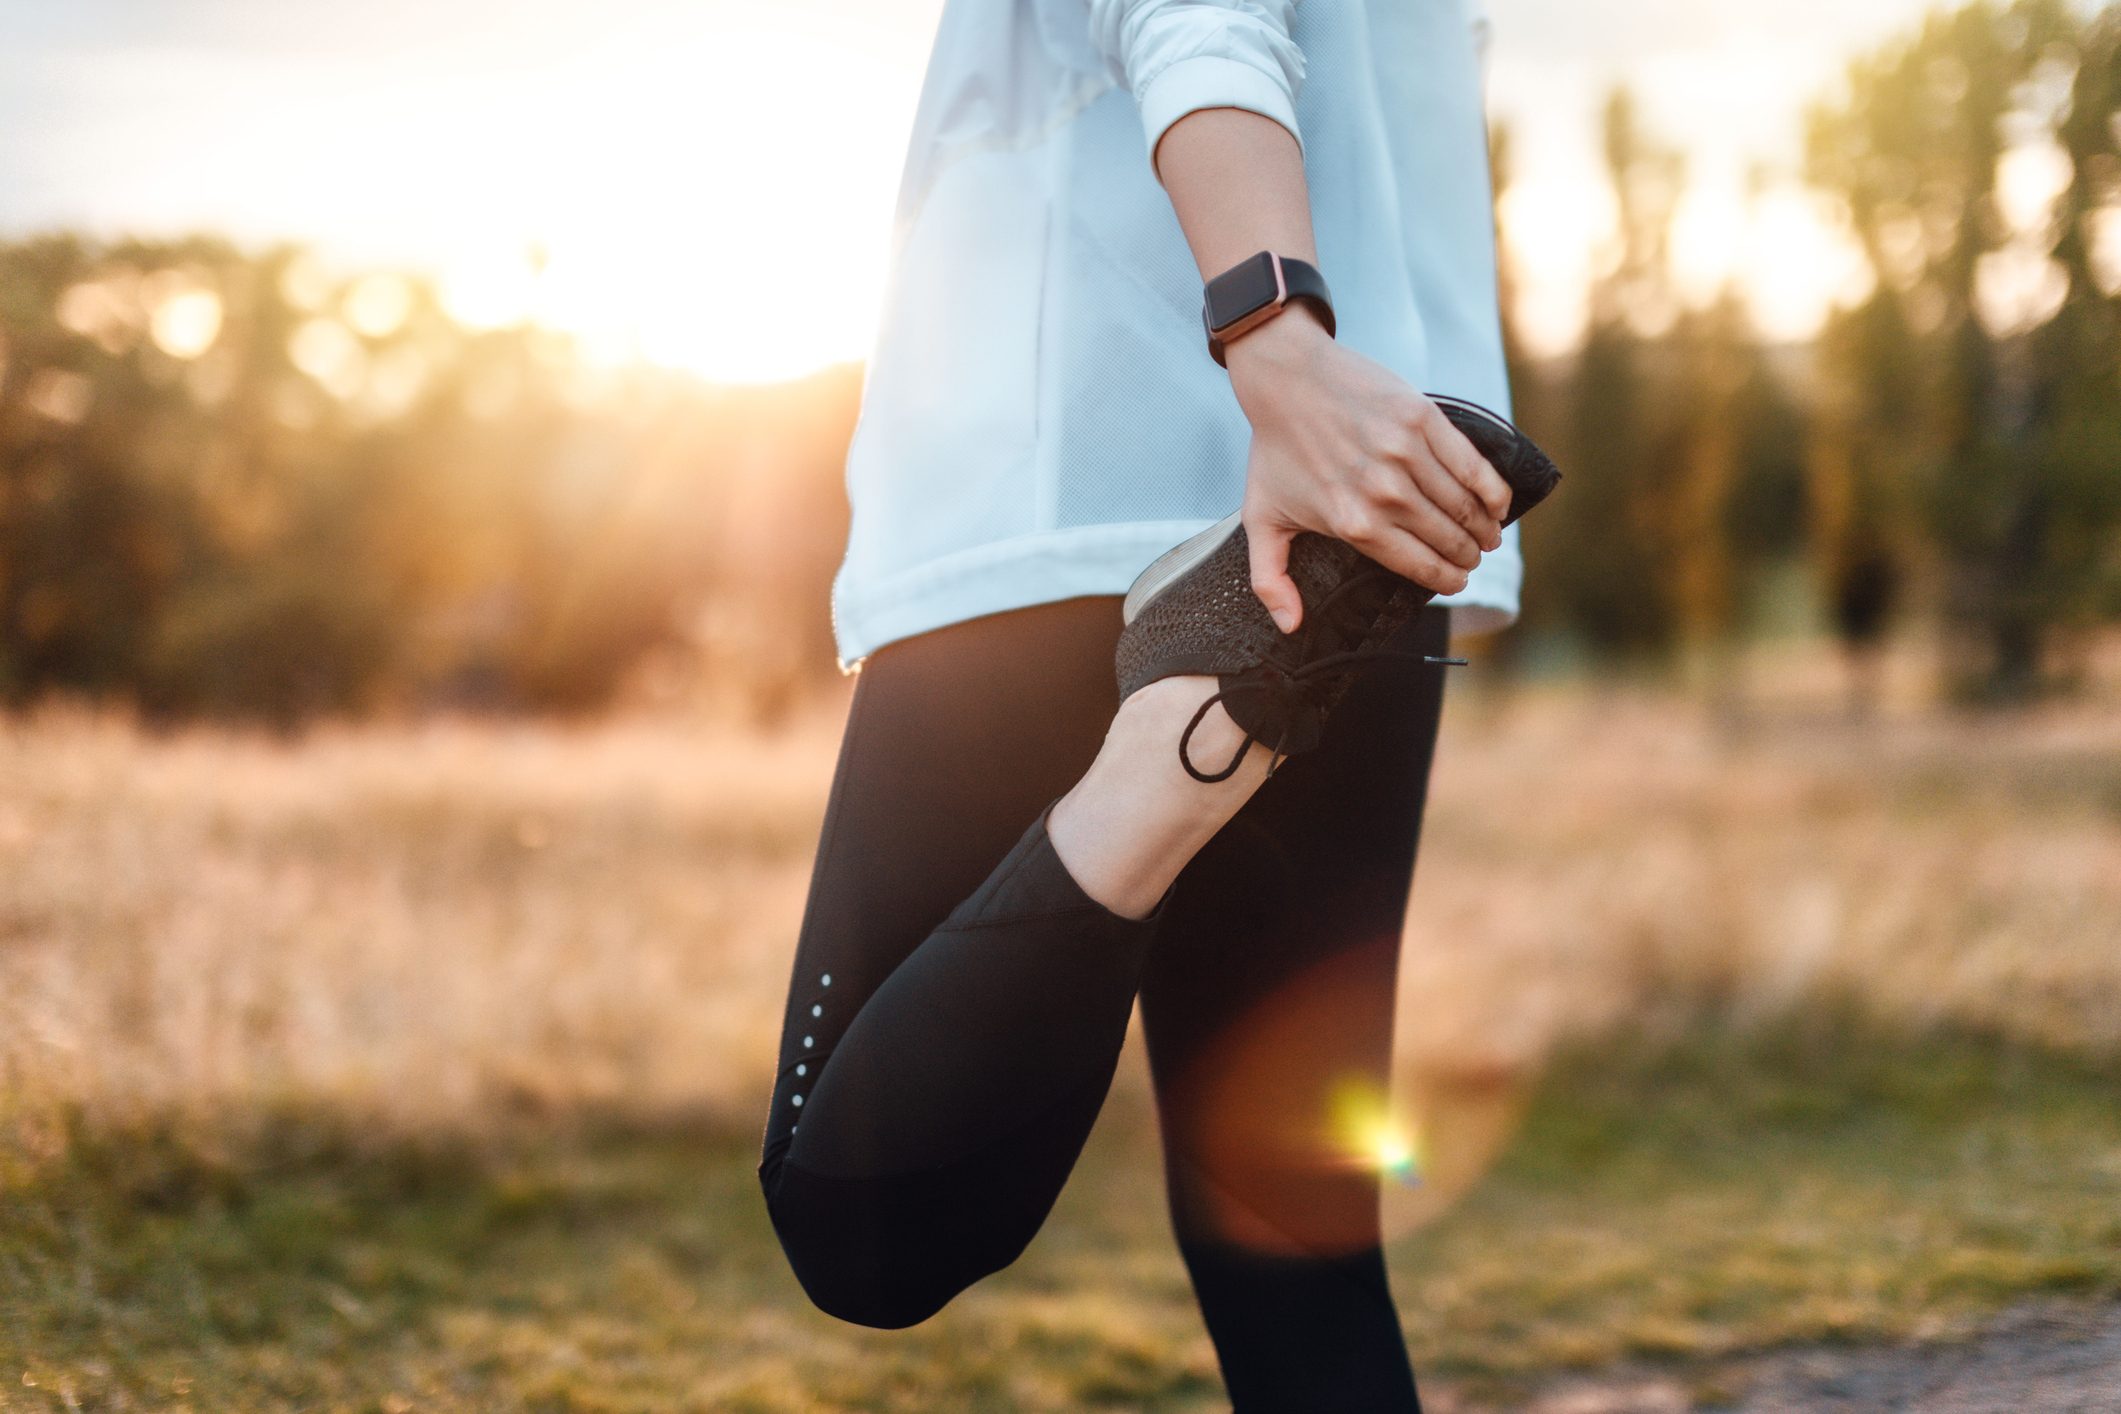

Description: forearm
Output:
[1147,101,1507,629]
[1153,107,1317,283]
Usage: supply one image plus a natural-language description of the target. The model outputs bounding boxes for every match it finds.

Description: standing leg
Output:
[1140,604,1452,1412]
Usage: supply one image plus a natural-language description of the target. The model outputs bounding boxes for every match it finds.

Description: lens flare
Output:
[1329,1077,1424,1187]
[1374,1126,1420,1184]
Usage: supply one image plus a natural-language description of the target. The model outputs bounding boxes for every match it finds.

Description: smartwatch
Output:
[1201,251,1336,366]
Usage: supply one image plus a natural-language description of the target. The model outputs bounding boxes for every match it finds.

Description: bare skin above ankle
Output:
[1046,674,1274,920]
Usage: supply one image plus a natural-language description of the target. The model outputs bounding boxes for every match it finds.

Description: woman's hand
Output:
[1223,309,1513,634]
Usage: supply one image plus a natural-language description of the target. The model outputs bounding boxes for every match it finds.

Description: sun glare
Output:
[20,3,1928,377]
[84,8,931,387]
[1504,170,1872,349]
[423,20,916,384]
[1498,173,1620,357]
[148,285,225,359]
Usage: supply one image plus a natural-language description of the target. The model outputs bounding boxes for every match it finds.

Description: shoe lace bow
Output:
[1174,572,1467,784]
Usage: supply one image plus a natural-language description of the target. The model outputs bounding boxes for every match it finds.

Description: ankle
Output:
[1110,675,1263,788]
[1044,677,1272,920]
[1047,788,1170,921]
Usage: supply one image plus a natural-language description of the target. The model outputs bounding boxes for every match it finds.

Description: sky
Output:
[0,0,1945,378]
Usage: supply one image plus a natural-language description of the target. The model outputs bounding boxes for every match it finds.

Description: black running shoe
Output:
[1114,394,1562,783]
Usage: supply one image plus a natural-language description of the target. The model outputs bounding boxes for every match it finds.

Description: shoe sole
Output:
[1122,509,1243,627]
[1120,395,1528,628]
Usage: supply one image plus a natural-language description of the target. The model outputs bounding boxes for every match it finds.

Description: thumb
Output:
[1246,516,1303,635]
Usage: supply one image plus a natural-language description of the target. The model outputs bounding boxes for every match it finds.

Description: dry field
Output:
[5,654,2117,1140]
[3,701,837,1140]
[3,646,2119,1409]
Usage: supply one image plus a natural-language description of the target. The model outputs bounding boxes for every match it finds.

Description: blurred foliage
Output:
[1509,0,2121,700]
[1805,0,2121,700]
[0,235,856,723]
[2,0,2118,723]
[1501,92,1819,687]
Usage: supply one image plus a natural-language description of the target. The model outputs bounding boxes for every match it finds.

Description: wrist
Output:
[1222,301,1333,393]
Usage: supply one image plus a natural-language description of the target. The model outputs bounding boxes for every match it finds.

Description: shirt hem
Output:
[832,521,1520,667]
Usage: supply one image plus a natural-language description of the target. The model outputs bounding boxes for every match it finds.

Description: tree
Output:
[1521,88,1692,660]
[1806,0,2121,701]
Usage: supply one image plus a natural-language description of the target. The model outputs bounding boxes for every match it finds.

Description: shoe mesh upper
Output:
[1114,530,1410,709]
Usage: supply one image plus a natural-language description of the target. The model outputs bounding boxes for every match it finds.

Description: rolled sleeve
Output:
[1087,0,1306,167]
[1136,52,1302,162]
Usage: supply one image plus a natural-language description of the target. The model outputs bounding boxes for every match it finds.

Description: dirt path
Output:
[1435,1301,2121,1413]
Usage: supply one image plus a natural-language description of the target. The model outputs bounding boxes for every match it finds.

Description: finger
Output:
[1345,520,1472,598]
[1422,411,1513,530]
[1367,476,1484,570]
[1245,516,1304,634]
[1406,436,1503,551]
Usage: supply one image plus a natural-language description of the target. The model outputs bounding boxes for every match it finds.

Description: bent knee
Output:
[772,1203,965,1330]
[761,1156,1016,1331]
[791,1260,955,1330]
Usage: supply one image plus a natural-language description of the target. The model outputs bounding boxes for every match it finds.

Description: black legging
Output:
[757,593,1451,1412]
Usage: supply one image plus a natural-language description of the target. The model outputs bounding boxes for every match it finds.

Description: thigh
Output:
[1139,605,1452,1254]
[762,596,1124,1158]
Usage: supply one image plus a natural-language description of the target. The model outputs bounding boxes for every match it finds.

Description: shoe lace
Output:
[1175,570,1468,784]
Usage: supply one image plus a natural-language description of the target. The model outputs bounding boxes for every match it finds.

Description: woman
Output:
[755,0,1559,1406]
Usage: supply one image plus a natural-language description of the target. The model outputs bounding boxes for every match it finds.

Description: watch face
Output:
[1204,252,1282,333]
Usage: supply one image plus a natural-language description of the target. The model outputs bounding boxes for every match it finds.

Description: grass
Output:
[2,649,2118,1408]
[1396,1023,2121,1399]
[5,1025,2119,1411]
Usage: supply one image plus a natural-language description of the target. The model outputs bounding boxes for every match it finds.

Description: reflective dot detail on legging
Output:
[792,1093,804,1107]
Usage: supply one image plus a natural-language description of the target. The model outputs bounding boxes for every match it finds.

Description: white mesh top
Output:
[829,0,1517,669]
